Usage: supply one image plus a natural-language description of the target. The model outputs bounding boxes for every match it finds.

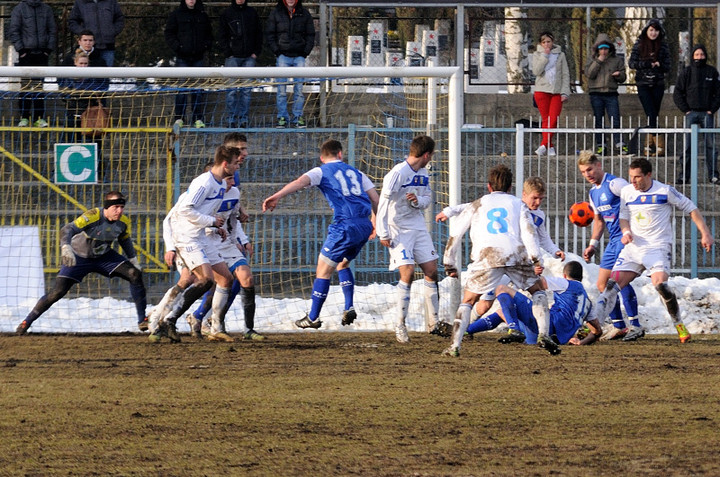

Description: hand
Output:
[555,250,566,260]
[435,211,449,222]
[701,234,714,252]
[561,94,569,103]
[129,256,141,271]
[406,192,419,208]
[621,231,633,245]
[583,245,596,262]
[213,216,225,228]
[534,264,544,275]
[61,244,76,267]
[380,238,391,248]
[368,227,377,240]
[263,196,278,212]
[242,242,253,259]
[216,228,228,241]
[238,210,250,223]
[568,337,581,345]
[164,250,176,268]
[444,265,458,278]
[611,71,620,77]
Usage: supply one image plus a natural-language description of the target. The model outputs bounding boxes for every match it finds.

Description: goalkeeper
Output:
[16,191,147,334]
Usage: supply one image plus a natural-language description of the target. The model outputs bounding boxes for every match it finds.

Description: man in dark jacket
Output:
[218,0,262,128]
[165,0,213,128]
[673,44,720,185]
[265,0,316,128]
[9,0,57,127]
[68,0,124,66]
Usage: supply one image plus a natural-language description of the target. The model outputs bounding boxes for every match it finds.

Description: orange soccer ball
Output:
[568,201,595,227]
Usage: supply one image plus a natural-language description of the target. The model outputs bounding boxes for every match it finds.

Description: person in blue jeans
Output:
[219,0,263,128]
[585,33,626,155]
[265,0,316,128]
[673,44,720,185]
[165,0,213,128]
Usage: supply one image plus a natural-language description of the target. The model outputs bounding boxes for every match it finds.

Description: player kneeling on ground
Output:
[16,191,147,334]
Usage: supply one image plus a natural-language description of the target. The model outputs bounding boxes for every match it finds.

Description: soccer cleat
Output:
[538,334,561,356]
[17,118,30,127]
[498,329,526,344]
[137,317,149,332]
[675,323,691,343]
[276,117,288,128]
[534,145,547,156]
[16,320,30,335]
[34,118,49,128]
[442,346,460,357]
[243,330,266,341]
[296,116,307,128]
[186,314,202,340]
[429,320,453,338]
[165,321,181,343]
[601,326,628,341]
[193,120,206,128]
[207,332,235,342]
[295,315,322,329]
[341,307,357,326]
[622,326,646,342]
[201,320,211,337]
[148,332,163,343]
[394,323,410,343]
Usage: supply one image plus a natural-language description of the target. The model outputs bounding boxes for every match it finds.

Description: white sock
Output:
[210,286,230,334]
[153,285,182,330]
[423,279,439,330]
[452,303,472,350]
[396,281,411,327]
[532,290,550,337]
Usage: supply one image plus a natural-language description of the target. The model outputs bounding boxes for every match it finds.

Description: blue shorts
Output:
[320,218,373,265]
[600,239,625,270]
[512,293,580,345]
[58,250,127,283]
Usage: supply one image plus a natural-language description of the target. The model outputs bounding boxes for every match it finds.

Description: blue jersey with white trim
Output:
[305,161,373,222]
[588,173,627,241]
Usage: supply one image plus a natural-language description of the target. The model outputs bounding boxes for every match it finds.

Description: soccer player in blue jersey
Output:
[262,139,379,329]
[577,151,641,340]
[16,191,147,334]
[492,261,603,346]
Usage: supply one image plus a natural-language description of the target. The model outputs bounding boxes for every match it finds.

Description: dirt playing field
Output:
[1,332,719,476]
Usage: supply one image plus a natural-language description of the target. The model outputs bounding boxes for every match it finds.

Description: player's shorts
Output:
[612,242,671,276]
[463,264,540,297]
[58,249,128,283]
[216,240,249,272]
[174,233,224,271]
[320,218,373,266]
[510,292,580,346]
[600,239,625,270]
[387,229,437,270]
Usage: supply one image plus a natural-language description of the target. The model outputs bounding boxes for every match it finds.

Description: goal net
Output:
[0,66,463,334]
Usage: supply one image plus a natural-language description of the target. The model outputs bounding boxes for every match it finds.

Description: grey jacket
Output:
[68,0,124,50]
[9,0,57,53]
[531,44,570,96]
[584,33,626,94]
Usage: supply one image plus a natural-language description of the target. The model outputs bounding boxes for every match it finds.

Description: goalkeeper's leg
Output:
[18,277,75,333]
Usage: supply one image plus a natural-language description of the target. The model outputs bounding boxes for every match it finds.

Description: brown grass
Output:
[1,332,719,476]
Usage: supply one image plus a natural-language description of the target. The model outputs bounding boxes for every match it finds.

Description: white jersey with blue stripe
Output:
[304,160,374,222]
[588,172,627,241]
[376,160,432,238]
[619,180,697,249]
[170,171,226,239]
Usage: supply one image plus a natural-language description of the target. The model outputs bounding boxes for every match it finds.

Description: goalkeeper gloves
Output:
[61,244,76,267]
[129,256,141,271]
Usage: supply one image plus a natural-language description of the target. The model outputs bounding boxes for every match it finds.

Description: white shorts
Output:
[612,242,671,276]
[387,229,437,270]
[215,239,249,270]
[463,265,540,297]
[174,233,224,271]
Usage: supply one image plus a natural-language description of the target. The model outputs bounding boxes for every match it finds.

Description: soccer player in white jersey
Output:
[436,176,564,341]
[376,135,448,343]
[592,157,714,343]
[442,164,558,357]
[150,145,241,342]
[263,139,379,329]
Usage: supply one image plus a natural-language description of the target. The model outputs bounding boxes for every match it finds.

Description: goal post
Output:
[0,65,464,334]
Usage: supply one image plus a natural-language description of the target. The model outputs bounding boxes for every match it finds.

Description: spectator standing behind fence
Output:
[673,44,720,185]
[218,0,263,129]
[531,31,570,157]
[165,0,213,129]
[585,33,627,156]
[68,0,124,67]
[265,0,316,129]
[629,18,671,156]
[9,0,57,128]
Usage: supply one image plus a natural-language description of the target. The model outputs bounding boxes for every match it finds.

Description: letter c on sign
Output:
[60,145,92,182]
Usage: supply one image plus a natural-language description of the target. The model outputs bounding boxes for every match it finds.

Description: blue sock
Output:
[130,282,147,324]
[467,312,503,334]
[609,299,625,329]
[228,280,241,310]
[621,285,640,327]
[497,293,520,330]
[193,288,213,321]
[309,278,330,321]
[337,268,354,310]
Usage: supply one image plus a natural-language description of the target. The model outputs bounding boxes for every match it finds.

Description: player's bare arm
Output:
[583,214,605,262]
[263,175,312,212]
[689,209,715,252]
